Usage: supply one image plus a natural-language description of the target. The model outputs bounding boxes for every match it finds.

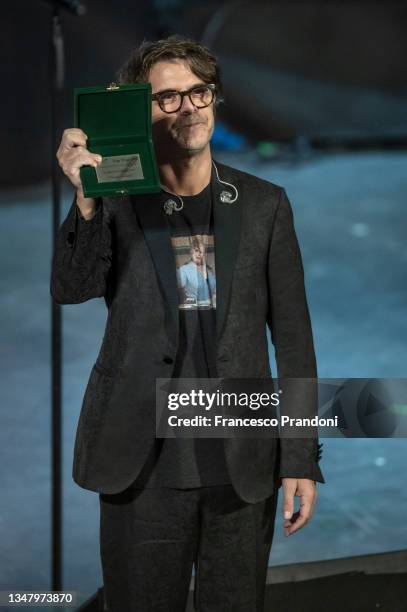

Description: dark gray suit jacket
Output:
[51,160,324,503]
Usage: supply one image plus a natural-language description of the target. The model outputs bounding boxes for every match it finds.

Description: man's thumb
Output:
[283,481,296,519]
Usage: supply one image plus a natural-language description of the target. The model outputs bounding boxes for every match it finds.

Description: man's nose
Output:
[179,94,196,113]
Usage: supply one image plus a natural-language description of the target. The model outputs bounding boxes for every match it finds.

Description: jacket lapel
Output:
[133,191,180,342]
[212,160,242,341]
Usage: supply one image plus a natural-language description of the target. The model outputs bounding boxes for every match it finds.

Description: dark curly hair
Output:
[116,34,224,107]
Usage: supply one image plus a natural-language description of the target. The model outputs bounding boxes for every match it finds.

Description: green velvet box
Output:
[74,82,160,198]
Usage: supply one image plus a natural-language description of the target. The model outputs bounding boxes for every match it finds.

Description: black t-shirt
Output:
[131,182,230,489]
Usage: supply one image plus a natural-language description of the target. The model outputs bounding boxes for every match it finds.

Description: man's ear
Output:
[214,92,225,107]
[213,93,224,120]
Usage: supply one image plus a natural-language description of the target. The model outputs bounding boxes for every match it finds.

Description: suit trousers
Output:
[99,484,279,612]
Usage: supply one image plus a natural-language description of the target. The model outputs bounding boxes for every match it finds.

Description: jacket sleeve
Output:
[50,197,113,304]
[267,187,325,484]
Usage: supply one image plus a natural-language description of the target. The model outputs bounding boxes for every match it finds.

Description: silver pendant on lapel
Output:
[163,198,184,215]
[220,190,234,203]
[212,161,239,204]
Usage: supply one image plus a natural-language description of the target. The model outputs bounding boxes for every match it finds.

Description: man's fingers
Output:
[283,510,300,535]
[282,478,297,519]
[61,128,88,150]
[59,145,88,164]
[284,510,308,536]
[284,490,315,536]
[57,145,102,190]
[65,147,102,166]
[56,129,89,162]
[60,150,102,174]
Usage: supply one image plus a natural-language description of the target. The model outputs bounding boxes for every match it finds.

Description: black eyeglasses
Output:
[151,83,216,114]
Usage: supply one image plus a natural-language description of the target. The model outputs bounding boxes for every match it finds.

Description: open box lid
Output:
[74,82,153,143]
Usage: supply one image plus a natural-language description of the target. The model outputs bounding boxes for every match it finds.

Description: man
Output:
[52,35,324,612]
[177,237,216,308]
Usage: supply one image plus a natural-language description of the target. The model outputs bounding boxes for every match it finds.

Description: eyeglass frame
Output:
[151,83,217,114]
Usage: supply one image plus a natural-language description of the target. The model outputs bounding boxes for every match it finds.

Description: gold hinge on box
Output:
[106,82,120,91]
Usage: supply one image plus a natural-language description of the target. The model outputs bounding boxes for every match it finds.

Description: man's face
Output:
[191,244,205,265]
[149,59,215,158]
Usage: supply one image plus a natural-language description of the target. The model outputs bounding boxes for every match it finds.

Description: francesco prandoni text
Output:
[165,390,338,428]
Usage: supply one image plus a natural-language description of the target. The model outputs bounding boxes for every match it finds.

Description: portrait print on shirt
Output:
[171,234,216,310]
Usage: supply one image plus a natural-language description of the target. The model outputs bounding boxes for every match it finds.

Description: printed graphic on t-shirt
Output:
[171,234,216,309]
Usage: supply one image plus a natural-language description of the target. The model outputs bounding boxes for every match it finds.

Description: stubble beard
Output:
[172,120,213,155]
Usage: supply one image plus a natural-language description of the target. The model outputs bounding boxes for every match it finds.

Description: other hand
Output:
[281,477,318,537]
[56,128,102,192]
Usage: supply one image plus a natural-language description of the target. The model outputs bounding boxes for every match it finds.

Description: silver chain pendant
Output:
[163,198,184,215]
[220,190,233,203]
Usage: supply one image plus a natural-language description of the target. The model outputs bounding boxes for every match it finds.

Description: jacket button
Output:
[163,356,174,364]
